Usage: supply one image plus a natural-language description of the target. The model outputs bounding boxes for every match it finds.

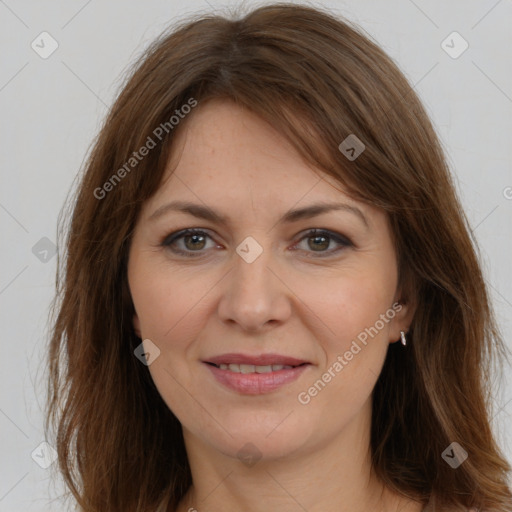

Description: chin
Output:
[193,413,318,464]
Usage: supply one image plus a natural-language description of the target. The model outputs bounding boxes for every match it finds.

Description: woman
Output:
[45,2,512,511]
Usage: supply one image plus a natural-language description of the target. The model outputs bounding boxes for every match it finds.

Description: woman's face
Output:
[127,98,413,462]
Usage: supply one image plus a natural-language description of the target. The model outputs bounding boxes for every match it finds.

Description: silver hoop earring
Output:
[400,331,407,346]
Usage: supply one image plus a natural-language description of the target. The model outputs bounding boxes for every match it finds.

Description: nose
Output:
[217,239,292,332]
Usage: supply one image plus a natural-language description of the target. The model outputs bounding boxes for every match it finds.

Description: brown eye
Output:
[162,229,216,257]
[182,232,207,251]
[293,229,353,257]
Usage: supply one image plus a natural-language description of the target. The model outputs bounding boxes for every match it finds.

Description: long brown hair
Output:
[45,2,512,511]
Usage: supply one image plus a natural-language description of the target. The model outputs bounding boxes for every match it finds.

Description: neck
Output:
[174,400,424,512]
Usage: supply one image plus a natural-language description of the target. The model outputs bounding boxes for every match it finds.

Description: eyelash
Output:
[161,228,353,258]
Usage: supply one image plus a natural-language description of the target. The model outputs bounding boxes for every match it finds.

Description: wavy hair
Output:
[45,2,512,511]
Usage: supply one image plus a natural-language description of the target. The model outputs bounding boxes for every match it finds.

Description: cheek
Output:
[128,258,208,415]
[129,257,200,343]
[294,271,395,420]
[299,264,396,353]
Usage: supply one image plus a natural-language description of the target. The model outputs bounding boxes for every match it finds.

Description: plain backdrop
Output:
[0,0,511,510]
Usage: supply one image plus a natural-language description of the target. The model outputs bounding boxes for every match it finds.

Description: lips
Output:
[203,353,311,394]
[212,363,296,373]
[204,361,310,394]
[204,353,309,367]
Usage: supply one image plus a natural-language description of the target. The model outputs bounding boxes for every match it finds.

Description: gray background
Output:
[1,0,511,510]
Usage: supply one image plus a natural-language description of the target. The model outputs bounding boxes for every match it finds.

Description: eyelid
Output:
[161,227,354,258]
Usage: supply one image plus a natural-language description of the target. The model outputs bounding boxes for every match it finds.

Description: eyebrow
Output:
[148,200,369,229]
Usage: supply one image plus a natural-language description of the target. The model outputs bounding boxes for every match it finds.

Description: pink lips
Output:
[203,353,311,395]
[205,353,309,367]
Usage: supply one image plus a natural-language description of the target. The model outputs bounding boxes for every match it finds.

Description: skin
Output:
[127,98,422,512]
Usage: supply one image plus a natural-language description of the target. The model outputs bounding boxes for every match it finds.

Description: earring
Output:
[400,331,407,346]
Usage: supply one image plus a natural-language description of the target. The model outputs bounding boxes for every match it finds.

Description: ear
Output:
[133,313,141,338]
[388,283,418,344]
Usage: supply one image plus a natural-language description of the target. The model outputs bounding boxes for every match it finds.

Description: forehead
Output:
[151,98,359,209]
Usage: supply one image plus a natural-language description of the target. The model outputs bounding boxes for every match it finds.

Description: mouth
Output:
[202,354,312,394]
[205,362,309,373]
[203,352,310,367]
